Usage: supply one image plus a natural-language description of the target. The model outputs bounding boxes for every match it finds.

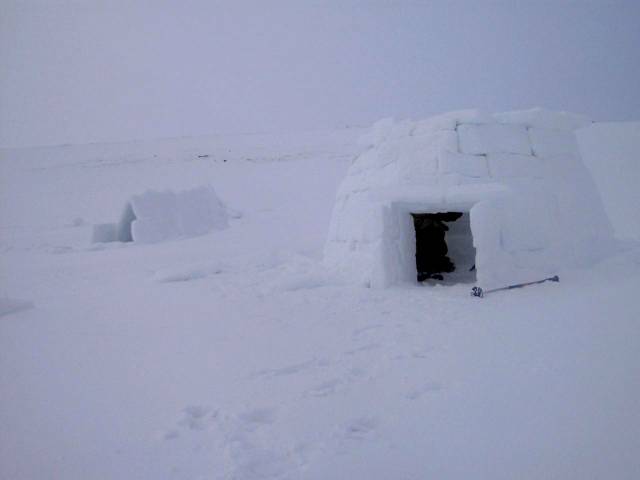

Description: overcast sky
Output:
[1,0,639,147]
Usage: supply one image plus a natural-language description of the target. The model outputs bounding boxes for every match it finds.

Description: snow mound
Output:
[325,108,613,289]
[0,298,34,317]
[577,122,640,240]
[92,185,235,244]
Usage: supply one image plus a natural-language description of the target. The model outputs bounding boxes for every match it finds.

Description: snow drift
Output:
[325,108,614,289]
[92,185,233,244]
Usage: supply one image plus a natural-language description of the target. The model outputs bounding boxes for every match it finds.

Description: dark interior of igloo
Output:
[411,212,477,283]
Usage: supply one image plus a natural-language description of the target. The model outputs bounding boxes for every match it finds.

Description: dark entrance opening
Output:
[412,212,476,283]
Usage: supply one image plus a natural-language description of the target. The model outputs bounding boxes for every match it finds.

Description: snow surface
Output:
[1,125,639,480]
[325,109,613,290]
[577,122,640,240]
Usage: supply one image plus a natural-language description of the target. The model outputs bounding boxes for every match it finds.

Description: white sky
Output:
[1,0,639,147]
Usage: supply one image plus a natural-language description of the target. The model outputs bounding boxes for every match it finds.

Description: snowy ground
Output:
[1,128,639,479]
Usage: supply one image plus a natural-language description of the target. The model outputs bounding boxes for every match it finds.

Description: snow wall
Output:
[577,122,640,240]
[324,108,614,290]
[92,185,231,244]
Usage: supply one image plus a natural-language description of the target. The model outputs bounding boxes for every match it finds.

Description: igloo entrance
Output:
[411,212,476,284]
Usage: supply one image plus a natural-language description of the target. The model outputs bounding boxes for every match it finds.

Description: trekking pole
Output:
[471,275,559,298]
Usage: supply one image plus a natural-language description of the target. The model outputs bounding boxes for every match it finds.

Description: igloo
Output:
[324,108,614,290]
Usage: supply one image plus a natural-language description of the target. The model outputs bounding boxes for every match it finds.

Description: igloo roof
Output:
[342,108,593,196]
[325,108,613,289]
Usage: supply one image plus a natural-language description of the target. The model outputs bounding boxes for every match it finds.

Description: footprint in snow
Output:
[223,436,300,480]
[405,381,444,400]
[342,343,381,356]
[221,407,308,479]
[305,367,368,399]
[344,417,378,440]
[180,405,218,430]
[251,358,322,378]
[351,324,384,339]
[239,407,278,428]
[307,378,342,397]
[410,347,436,359]
[250,358,331,378]
[163,405,217,440]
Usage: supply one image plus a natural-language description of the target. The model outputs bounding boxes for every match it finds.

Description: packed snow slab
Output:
[577,122,640,240]
[92,185,232,244]
[325,108,613,290]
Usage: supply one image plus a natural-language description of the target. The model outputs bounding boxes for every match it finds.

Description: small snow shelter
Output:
[324,109,613,289]
[92,185,230,244]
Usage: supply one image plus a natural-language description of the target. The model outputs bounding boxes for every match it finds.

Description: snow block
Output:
[487,153,542,178]
[439,150,489,178]
[528,127,581,158]
[129,186,230,243]
[93,185,231,244]
[494,108,592,131]
[458,123,531,155]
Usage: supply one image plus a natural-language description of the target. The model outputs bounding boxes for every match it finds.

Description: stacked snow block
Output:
[324,108,613,289]
[438,116,587,182]
[92,185,231,244]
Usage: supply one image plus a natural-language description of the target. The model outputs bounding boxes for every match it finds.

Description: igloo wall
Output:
[324,108,614,289]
